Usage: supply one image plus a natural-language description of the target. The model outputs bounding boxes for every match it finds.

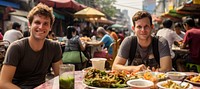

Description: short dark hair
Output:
[162,19,173,28]
[12,22,21,29]
[27,3,55,26]
[132,11,152,26]
[174,22,182,28]
[66,26,76,39]
[183,18,195,27]
[106,26,113,31]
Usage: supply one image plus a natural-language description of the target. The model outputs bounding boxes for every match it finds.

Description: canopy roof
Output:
[176,2,200,17]
[40,0,86,11]
[74,7,105,18]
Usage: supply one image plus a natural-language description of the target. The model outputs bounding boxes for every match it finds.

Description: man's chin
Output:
[34,36,46,40]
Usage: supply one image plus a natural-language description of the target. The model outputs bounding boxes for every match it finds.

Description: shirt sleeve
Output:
[183,31,190,45]
[52,42,62,63]
[117,36,132,59]
[173,32,183,41]
[3,42,21,66]
[158,37,171,58]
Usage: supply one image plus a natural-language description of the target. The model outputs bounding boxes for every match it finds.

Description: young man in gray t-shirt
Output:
[112,11,172,73]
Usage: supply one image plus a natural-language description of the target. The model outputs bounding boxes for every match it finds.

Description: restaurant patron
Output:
[0,3,62,89]
[112,11,172,72]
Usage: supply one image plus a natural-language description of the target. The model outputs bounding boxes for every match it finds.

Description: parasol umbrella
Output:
[111,24,123,28]
[74,7,105,18]
[85,17,114,25]
[40,0,86,11]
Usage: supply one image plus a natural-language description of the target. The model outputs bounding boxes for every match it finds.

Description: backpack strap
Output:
[128,36,160,66]
[128,36,137,65]
[152,36,160,66]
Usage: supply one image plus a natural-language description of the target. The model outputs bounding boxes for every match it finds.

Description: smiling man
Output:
[0,3,63,89]
[112,11,172,72]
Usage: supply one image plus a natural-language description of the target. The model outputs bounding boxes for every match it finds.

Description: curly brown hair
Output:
[132,11,152,26]
[27,3,55,26]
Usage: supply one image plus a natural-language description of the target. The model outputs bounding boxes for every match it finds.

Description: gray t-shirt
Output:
[64,35,82,52]
[3,38,62,88]
[118,36,170,68]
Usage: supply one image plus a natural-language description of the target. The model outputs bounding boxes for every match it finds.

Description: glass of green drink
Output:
[59,64,75,89]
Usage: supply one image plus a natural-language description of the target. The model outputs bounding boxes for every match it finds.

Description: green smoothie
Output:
[59,75,74,89]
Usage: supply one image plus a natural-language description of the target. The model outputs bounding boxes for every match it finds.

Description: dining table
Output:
[172,44,189,54]
[34,71,200,89]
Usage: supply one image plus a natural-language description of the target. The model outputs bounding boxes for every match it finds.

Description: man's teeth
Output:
[36,30,45,33]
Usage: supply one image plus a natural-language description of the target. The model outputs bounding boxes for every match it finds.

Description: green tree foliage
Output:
[95,0,117,17]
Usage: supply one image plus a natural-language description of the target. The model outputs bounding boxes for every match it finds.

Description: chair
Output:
[0,40,10,67]
[106,42,117,69]
[116,39,121,52]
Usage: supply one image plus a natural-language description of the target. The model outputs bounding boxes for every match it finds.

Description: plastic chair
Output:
[116,39,121,52]
[106,42,117,69]
[0,40,10,66]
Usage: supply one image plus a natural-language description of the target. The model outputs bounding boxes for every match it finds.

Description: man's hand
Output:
[134,64,147,72]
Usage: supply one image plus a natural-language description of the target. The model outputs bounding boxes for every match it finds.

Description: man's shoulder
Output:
[45,39,60,46]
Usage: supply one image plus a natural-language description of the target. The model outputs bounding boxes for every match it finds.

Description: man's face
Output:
[29,14,51,40]
[134,17,152,40]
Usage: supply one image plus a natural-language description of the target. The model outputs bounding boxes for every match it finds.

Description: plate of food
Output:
[130,70,167,81]
[82,82,130,89]
[83,68,130,89]
[157,80,193,89]
[185,74,200,85]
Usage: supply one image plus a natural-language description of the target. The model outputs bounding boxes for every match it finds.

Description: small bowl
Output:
[127,79,154,89]
[167,72,186,81]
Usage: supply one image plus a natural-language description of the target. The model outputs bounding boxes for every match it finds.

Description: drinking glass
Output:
[59,64,75,89]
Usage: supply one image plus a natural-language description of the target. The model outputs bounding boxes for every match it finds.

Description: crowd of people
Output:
[0,2,199,89]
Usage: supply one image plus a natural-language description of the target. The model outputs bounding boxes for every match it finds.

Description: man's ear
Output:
[151,24,154,29]
[28,22,30,29]
[132,26,135,30]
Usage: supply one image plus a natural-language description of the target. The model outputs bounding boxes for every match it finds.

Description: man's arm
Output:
[0,65,20,89]
[52,60,63,76]
[112,56,147,72]
[85,41,103,46]
[159,56,172,72]
[180,42,187,49]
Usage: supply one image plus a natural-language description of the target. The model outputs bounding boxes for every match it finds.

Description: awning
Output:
[176,2,200,17]
[40,0,86,11]
[11,15,28,23]
[9,10,28,17]
[161,9,186,22]
[0,1,20,9]
[162,10,185,18]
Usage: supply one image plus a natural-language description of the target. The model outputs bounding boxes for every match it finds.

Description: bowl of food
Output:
[167,72,186,81]
[157,80,193,89]
[127,79,154,89]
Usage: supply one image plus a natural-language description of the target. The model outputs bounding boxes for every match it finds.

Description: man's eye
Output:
[137,26,142,29]
[144,26,150,30]
[35,21,40,25]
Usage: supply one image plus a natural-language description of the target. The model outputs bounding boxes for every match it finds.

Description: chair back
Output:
[0,40,10,64]
[106,42,117,68]
[116,39,121,52]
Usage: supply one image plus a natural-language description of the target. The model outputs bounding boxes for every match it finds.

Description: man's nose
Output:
[39,24,44,28]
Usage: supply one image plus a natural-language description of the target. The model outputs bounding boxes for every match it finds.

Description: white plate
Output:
[134,71,167,80]
[157,80,193,89]
[185,79,200,86]
[82,81,130,89]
